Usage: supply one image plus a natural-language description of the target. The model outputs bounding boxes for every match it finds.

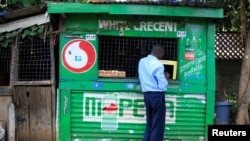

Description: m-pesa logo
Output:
[83,92,176,129]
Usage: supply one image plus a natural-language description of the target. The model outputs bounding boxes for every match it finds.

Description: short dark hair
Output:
[151,44,164,54]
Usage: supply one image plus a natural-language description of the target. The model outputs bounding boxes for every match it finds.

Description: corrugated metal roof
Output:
[0,13,50,33]
[0,1,225,25]
[88,0,225,8]
[0,5,48,34]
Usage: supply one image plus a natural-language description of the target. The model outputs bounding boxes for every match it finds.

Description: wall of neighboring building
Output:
[0,93,12,123]
[216,59,242,101]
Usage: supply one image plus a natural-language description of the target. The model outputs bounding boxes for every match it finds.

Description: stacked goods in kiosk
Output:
[98,70,126,78]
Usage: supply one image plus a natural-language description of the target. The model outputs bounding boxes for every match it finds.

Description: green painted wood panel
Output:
[48,3,223,18]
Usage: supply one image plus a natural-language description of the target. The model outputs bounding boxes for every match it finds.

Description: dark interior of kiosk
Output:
[98,36,177,79]
[0,36,52,85]
[18,37,52,81]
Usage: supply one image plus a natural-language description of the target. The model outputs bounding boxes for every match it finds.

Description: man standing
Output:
[138,44,168,141]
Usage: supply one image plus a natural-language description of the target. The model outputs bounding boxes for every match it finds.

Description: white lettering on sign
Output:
[180,55,206,79]
[82,92,177,124]
[98,20,178,32]
[98,20,131,30]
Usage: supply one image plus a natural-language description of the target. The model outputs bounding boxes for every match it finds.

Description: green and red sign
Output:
[62,39,96,73]
[83,92,177,130]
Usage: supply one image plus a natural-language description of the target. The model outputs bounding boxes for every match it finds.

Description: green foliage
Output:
[225,91,250,124]
[217,0,250,32]
[0,0,89,11]
[0,25,45,48]
[224,92,238,124]
[0,0,23,11]
[0,30,19,47]
[225,92,237,114]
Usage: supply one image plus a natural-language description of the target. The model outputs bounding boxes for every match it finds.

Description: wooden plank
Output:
[15,87,30,141]
[0,95,12,121]
[10,38,19,86]
[13,80,53,86]
[29,87,52,141]
[15,86,53,141]
[51,84,56,141]
[3,5,46,20]
[49,29,56,141]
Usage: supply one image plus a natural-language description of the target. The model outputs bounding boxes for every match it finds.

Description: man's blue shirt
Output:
[138,55,168,92]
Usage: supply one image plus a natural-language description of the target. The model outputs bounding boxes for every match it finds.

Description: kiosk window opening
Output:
[98,36,178,79]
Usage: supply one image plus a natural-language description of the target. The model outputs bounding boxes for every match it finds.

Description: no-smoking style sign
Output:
[62,39,96,73]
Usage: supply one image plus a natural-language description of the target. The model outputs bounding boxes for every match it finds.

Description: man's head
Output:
[151,44,165,59]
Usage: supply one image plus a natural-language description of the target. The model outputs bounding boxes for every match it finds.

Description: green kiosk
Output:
[48,1,224,141]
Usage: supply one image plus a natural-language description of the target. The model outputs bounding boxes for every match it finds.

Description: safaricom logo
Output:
[83,92,176,125]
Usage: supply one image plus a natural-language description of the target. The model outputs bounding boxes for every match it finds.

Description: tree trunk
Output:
[235,34,250,124]
[236,31,250,125]
[236,0,250,125]
[236,35,250,124]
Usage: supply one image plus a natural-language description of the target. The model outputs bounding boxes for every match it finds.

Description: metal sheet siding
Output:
[68,90,207,141]
[165,94,206,141]
[70,90,146,141]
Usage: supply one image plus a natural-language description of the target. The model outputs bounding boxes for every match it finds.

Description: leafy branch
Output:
[0,24,45,48]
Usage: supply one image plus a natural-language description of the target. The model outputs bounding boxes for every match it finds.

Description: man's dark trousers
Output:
[143,91,166,141]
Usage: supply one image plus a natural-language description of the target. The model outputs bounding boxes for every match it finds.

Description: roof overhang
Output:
[48,3,224,19]
[0,13,50,33]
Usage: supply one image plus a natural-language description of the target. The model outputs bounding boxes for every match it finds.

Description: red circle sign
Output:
[62,39,96,73]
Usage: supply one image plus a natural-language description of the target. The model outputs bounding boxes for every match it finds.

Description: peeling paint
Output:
[184,94,206,100]
[64,96,68,114]
[128,130,134,134]
[184,94,206,104]
[100,139,112,141]
[73,139,82,141]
